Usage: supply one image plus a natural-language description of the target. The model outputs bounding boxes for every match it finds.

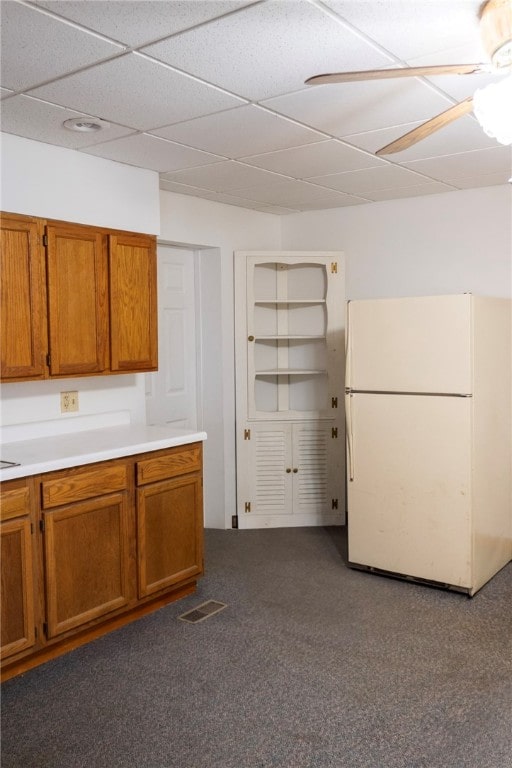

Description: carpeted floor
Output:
[2,526,511,768]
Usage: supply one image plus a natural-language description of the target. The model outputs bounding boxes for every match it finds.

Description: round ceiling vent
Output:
[63,117,110,132]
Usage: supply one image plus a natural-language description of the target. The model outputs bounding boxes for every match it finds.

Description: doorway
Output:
[145,243,231,529]
[146,244,199,429]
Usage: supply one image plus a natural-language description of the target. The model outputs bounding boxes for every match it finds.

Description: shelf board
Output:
[254,335,326,340]
[254,299,326,305]
[255,369,327,376]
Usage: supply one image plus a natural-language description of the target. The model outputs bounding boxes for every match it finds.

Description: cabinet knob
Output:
[293,468,298,473]
[286,468,291,473]
[248,335,255,342]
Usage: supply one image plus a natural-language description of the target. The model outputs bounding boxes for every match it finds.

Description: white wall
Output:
[3,132,510,531]
[159,191,282,529]
[281,185,512,300]
[1,133,159,233]
[0,133,160,433]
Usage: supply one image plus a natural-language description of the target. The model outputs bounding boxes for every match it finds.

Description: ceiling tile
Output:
[161,161,290,192]
[227,178,365,207]
[446,170,512,188]
[294,195,368,210]
[309,165,432,194]
[2,0,510,213]
[142,0,393,101]
[82,133,222,172]
[159,180,297,213]
[423,69,501,102]
[242,139,384,178]
[150,105,325,158]
[323,1,484,64]
[32,1,257,48]
[28,53,245,132]
[344,114,500,162]
[0,94,135,148]
[263,78,455,138]
[247,204,299,215]
[363,181,456,202]
[403,146,512,181]
[159,179,215,196]
[0,2,124,91]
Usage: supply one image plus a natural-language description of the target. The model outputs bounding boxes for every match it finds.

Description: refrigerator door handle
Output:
[345,301,352,389]
[345,391,354,481]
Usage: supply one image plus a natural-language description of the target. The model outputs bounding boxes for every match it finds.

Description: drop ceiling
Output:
[1,0,511,215]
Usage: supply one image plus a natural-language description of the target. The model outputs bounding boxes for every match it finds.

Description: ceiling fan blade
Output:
[376,97,475,155]
[305,64,487,85]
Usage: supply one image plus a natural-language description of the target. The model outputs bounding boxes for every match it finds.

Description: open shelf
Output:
[255,369,327,376]
[254,335,326,340]
[254,299,326,305]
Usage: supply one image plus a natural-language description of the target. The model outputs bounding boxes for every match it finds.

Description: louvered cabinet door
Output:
[291,424,343,517]
[238,421,344,528]
[242,423,293,524]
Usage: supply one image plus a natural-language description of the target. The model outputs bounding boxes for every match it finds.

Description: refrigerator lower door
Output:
[347,393,472,589]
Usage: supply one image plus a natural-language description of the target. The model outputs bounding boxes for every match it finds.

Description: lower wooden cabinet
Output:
[0,443,203,680]
[0,480,37,660]
[138,474,203,597]
[43,492,131,638]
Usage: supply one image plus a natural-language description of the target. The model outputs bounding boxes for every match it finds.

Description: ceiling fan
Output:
[305,0,512,154]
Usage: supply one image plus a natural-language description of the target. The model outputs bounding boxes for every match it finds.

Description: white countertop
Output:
[0,424,207,481]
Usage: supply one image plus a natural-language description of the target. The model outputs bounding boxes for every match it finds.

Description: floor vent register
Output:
[179,600,227,624]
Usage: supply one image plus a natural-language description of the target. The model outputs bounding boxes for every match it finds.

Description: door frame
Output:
[149,240,230,529]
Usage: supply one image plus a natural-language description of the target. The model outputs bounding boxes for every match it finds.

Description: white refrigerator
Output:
[345,294,511,596]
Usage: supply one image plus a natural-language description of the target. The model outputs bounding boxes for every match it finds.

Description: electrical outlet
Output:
[60,391,79,413]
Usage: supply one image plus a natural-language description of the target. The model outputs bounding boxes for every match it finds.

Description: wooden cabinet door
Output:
[0,214,47,380]
[137,474,203,598]
[1,484,36,660]
[46,223,109,376]
[109,233,157,372]
[43,492,131,638]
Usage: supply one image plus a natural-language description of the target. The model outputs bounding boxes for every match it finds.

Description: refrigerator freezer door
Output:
[346,295,472,394]
[347,393,472,588]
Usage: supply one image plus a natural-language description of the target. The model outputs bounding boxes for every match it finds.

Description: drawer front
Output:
[137,443,201,486]
[42,464,127,508]
[1,486,30,521]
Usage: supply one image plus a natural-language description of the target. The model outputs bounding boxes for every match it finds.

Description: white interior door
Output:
[146,245,197,429]
[347,392,472,587]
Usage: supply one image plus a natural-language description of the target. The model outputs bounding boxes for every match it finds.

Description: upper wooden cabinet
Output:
[0,214,47,380]
[0,213,157,381]
[46,223,109,376]
[109,233,158,372]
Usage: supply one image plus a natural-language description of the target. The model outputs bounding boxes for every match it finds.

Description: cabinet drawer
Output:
[1,487,30,521]
[136,444,201,486]
[42,465,127,508]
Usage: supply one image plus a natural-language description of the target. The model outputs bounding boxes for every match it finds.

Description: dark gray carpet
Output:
[2,527,511,768]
